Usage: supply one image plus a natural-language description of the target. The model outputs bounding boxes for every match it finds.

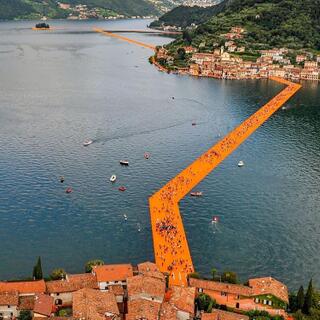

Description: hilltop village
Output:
[154,27,320,81]
[0,261,292,320]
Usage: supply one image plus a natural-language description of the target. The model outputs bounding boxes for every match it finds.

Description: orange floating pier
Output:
[93,29,302,287]
[93,28,156,50]
[150,77,301,286]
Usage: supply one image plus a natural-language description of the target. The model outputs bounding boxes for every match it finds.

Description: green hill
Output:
[150,1,229,29]
[166,0,320,54]
[0,0,160,20]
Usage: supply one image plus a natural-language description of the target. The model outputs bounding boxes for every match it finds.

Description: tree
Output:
[85,259,104,273]
[303,279,313,315]
[297,286,304,310]
[188,272,200,279]
[211,268,217,280]
[221,270,238,284]
[50,268,66,280]
[177,47,186,60]
[196,293,216,313]
[18,311,32,320]
[32,256,43,280]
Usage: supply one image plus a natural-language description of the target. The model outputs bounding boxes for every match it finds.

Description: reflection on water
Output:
[0,19,319,289]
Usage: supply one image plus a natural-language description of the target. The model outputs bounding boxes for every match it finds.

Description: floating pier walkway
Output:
[94,28,302,286]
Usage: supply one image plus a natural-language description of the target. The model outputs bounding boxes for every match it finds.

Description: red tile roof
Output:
[202,309,250,320]
[127,275,166,300]
[109,285,124,296]
[169,286,195,315]
[73,288,119,320]
[126,299,161,320]
[34,294,54,317]
[93,264,133,282]
[46,273,98,293]
[18,295,35,310]
[189,279,252,296]
[137,262,166,281]
[0,292,19,305]
[0,280,46,295]
[249,277,289,303]
[159,302,178,320]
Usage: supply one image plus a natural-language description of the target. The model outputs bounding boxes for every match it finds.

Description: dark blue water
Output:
[0,19,319,290]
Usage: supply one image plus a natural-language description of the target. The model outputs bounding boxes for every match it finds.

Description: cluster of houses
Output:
[156,26,320,81]
[0,261,289,320]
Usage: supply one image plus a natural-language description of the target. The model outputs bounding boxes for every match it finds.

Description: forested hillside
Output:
[0,0,160,20]
[150,1,229,28]
[168,0,320,53]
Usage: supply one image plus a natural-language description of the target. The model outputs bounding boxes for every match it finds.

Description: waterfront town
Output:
[154,27,320,81]
[0,261,291,320]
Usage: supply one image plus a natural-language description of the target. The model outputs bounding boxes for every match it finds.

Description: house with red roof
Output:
[202,309,250,320]
[0,280,46,297]
[73,288,120,320]
[46,273,98,307]
[189,277,288,317]
[33,293,55,318]
[92,264,133,291]
[0,292,19,319]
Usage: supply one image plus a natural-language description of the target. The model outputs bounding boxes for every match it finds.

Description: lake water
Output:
[0,19,319,290]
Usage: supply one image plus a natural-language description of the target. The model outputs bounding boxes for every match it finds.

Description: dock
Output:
[93,28,302,286]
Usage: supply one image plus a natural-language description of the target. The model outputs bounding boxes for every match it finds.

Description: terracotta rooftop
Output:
[109,285,124,296]
[127,299,161,320]
[73,288,119,320]
[249,277,289,303]
[0,280,46,295]
[159,302,178,320]
[189,279,253,297]
[34,293,54,317]
[202,309,250,320]
[169,286,195,315]
[138,261,159,273]
[18,295,35,310]
[93,264,133,282]
[46,273,98,293]
[0,291,19,305]
[137,262,166,281]
[127,275,166,300]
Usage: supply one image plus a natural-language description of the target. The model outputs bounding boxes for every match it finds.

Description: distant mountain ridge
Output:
[0,0,169,20]
[150,0,229,29]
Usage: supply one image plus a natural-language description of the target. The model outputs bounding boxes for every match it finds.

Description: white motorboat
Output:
[110,175,117,182]
[83,139,93,146]
[238,160,245,167]
[120,160,129,166]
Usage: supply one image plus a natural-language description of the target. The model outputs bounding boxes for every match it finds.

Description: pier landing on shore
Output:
[93,28,302,287]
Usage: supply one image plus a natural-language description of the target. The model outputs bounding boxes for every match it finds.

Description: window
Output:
[7,306,10,308]
[236,303,240,309]
[268,301,272,306]
[221,292,227,296]
[199,288,203,293]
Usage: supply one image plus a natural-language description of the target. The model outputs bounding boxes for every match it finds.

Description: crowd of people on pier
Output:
[150,78,301,286]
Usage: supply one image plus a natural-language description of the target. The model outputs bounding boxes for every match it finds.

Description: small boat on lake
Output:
[238,160,245,167]
[190,192,203,197]
[144,153,150,159]
[124,214,128,221]
[65,187,73,194]
[192,122,197,126]
[212,216,219,223]
[119,186,126,192]
[60,176,65,183]
[120,160,129,166]
[110,175,117,182]
[83,139,93,146]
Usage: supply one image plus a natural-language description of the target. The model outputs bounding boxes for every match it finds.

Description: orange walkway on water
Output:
[93,29,301,286]
[150,77,301,286]
[93,28,156,50]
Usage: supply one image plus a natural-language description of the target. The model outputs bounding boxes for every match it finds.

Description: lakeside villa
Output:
[0,261,289,320]
[154,27,320,81]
